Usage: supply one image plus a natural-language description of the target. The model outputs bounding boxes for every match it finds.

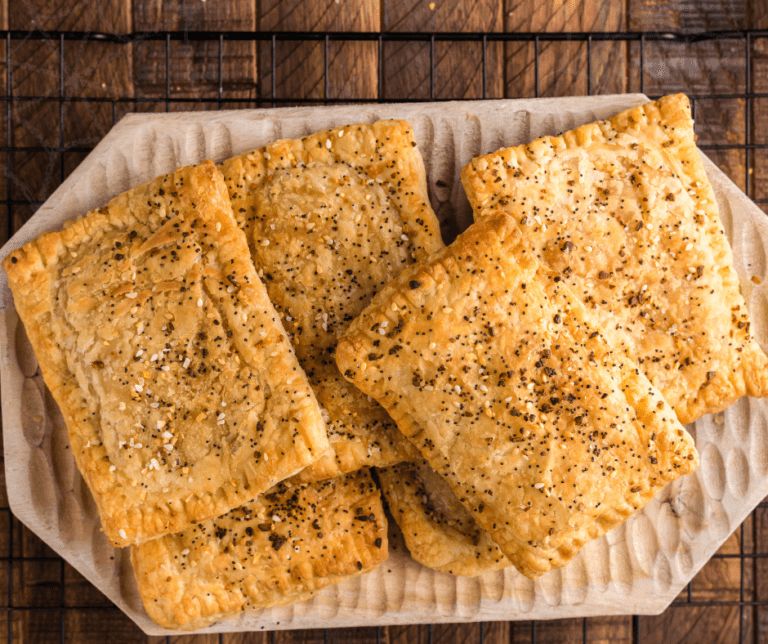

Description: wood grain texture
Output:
[749,1,768,210]
[8,0,129,32]
[273,628,327,643]
[382,0,503,100]
[382,624,431,644]
[258,0,379,104]
[221,633,269,644]
[480,622,510,644]
[628,0,748,191]
[7,0,133,237]
[637,605,748,644]
[585,616,633,643]
[133,0,256,104]
[505,0,625,98]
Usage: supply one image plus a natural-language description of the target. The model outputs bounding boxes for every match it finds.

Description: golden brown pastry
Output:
[336,213,698,579]
[2,161,329,547]
[131,469,388,630]
[461,94,768,423]
[220,121,443,482]
[377,460,509,576]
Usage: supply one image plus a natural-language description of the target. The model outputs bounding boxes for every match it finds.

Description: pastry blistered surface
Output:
[461,94,768,423]
[3,161,329,546]
[337,213,698,578]
[131,469,388,631]
[220,121,441,481]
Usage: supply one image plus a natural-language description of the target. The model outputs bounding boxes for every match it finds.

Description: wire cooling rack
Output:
[2,29,768,644]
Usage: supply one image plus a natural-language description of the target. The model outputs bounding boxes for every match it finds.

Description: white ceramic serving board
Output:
[1,95,766,635]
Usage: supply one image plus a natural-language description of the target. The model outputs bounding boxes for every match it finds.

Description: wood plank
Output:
[329,627,380,643]
[628,0,747,191]
[585,616,633,643]
[222,633,269,644]
[8,0,129,32]
[274,628,326,643]
[64,609,158,643]
[133,0,256,106]
[382,0,504,100]
[752,503,768,643]
[481,621,510,644]
[505,1,625,98]
[0,0,5,246]
[382,624,431,644]
[637,605,748,643]
[7,0,133,229]
[258,0,379,104]
[168,634,220,644]
[749,1,768,213]
[630,0,747,32]
[689,523,750,603]
[528,618,585,643]
[432,623,482,643]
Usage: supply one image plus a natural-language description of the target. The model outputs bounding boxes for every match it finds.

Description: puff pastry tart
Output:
[462,94,768,423]
[220,121,443,482]
[337,213,698,579]
[2,161,329,547]
[132,469,388,630]
[377,460,509,576]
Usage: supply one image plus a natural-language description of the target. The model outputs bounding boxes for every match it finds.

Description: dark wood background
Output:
[2,0,768,642]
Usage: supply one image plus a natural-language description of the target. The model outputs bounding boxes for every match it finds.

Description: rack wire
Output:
[1,28,767,643]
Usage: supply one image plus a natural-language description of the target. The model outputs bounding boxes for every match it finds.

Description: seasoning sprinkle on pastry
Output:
[337,212,698,579]
[2,161,329,547]
[131,469,388,630]
[462,94,768,423]
[220,121,443,482]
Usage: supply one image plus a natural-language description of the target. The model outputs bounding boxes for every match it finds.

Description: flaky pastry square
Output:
[337,213,698,579]
[462,94,768,423]
[220,121,443,482]
[131,469,388,630]
[3,161,329,547]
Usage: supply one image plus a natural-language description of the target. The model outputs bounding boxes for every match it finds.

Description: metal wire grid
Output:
[1,29,767,643]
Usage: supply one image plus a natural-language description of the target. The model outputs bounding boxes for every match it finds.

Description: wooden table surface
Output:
[2,0,768,642]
